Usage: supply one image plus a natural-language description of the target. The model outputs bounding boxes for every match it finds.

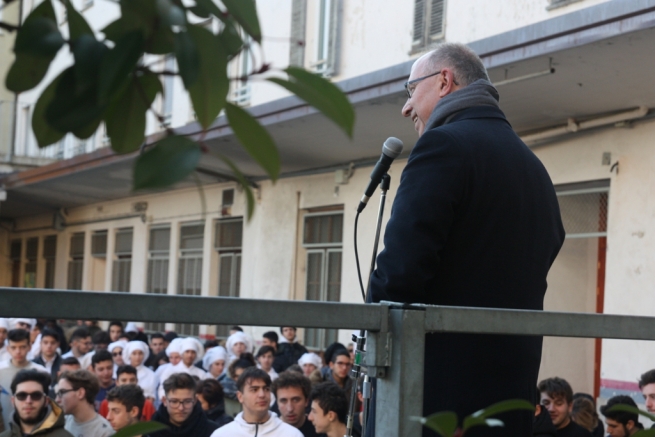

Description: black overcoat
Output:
[369,105,565,437]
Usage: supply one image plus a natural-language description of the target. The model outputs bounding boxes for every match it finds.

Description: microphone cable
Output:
[354,210,367,302]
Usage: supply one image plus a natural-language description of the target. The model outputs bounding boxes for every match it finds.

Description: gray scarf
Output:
[425,79,500,130]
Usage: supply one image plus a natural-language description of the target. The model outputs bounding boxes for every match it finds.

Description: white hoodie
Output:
[210,412,303,437]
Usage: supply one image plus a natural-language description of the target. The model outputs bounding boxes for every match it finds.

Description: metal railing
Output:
[2,287,655,436]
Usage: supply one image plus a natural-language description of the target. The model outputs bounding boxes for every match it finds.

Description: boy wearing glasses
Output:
[0,369,72,437]
[56,370,112,437]
[149,373,219,437]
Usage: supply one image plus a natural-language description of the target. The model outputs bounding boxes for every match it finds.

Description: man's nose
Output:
[401,101,412,118]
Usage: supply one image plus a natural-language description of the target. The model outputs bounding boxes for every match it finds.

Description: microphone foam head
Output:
[383,137,404,159]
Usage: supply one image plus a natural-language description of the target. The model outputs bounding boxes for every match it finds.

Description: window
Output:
[10,240,22,288]
[412,0,445,52]
[556,181,609,239]
[229,34,252,107]
[303,213,343,349]
[162,55,175,126]
[43,236,57,289]
[68,233,85,290]
[289,0,307,66]
[24,238,38,288]
[311,0,340,77]
[176,222,204,335]
[90,230,107,291]
[146,226,171,332]
[112,228,133,292]
[547,0,584,10]
[215,219,243,338]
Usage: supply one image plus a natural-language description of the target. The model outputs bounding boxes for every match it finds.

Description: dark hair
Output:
[230,326,243,332]
[600,395,639,426]
[7,329,30,344]
[639,369,655,389]
[11,369,51,394]
[324,342,346,364]
[237,367,271,392]
[163,332,178,343]
[117,365,137,378]
[196,378,224,408]
[92,350,113,368]
[150,333,165,341]
[70,328,91,342]
[272,371,311,400]
[107,384,145,417]
[279,327,296,334]
[571,397,599,432]
[330,349,350,364]
[59,370,99,404]
[34,321,44,331]
[204,339,219,349]
[93,331,111,346]
[61,357,81,367]
[152,351,169,370]
[163,373,196,395]
[538,377,573,404]
[572,392,595,404]
[311,382,348,424]
[40,328,60,343]
[263,331,278,344]
[109,321,124,330]
[256,346,275,358]
[228,353,256,379]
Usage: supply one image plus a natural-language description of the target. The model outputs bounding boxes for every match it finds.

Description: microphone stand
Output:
[346,173,391,437]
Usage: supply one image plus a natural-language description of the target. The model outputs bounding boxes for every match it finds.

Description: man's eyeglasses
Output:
[15,391,45,401]
[404,70,442,99]
[167,398,195,409]
[55,388,76,398]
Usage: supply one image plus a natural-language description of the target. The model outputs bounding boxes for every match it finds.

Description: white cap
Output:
[298,352,322,369]
[202,346,227,371]
[122,340,150,365]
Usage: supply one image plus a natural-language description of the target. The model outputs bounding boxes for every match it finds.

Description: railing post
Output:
[375,307,425,437]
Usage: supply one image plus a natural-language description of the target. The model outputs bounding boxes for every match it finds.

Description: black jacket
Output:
[370,106,565,437]
[32,354,62,398]
[533,407,557,437]
[205,404,233,429]
[148,403,219,437]
[273,342,308,373]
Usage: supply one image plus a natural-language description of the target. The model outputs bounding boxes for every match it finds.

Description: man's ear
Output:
[534,404,541,416]
[129,406,140,419]
[327,410,337,422]
[236,391,244,404]
[78,387,86,401]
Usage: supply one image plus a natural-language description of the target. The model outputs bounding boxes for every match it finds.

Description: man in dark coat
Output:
[369,43,565,437]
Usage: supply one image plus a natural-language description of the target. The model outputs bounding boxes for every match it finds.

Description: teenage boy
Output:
[56,370,113,437]
[272,371,319,437]
[538,377,592,437]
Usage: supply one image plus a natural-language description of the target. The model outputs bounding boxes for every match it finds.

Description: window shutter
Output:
[325,0,341,76]
[412,0,426,49]
[289,0,306,66]
[428,0,445,41]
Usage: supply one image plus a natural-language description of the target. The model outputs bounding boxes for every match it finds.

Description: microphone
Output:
[357,137,404,213]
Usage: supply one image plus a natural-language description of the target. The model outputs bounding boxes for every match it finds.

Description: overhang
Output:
[2,0,655,219]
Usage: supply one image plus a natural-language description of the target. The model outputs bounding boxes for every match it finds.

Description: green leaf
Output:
[214,153,256,219]
[112,421,168,437]
[217,18,243,57]
[221,0,261,43]
[106,72,162,154]
[32,74,66,148]
[14,17,64,56]
[268,67,355,138]
[608,404,655,422]
[174,31,199,89]
[72,34,108,91]
[225,103,280,181]
[98,30,145,104]
[193,0,224,20]
[5,54,53,93]
[463,399,534,432]
[635,430,655,437]
[186,25,229,129]
[65,0,94,40]
[411,412,458,437]
[133,136,202,190]
[156,0,186,26]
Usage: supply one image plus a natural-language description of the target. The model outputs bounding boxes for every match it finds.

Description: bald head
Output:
[419,43,489,87]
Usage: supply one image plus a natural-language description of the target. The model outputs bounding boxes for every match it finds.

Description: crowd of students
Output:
[1,318,654,437]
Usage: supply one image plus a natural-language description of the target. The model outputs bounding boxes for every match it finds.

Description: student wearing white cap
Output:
[225,332,254,363]
[298,353,323,379]
[108,340,127,378]
[0,319,10,363]
[154,338,183,382]
[203,346,228,379]
[157,338,210,400]
[122,341,157,400]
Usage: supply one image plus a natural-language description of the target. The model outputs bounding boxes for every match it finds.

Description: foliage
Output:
[111,421,167,437]
[2,0,355,218]
[411,399,535,437]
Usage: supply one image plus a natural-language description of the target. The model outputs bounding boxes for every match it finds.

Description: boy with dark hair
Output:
[195,379,232,427]
[56,370,113,437]
[91,350,115,409]
[106,385,145,433]
[600,396,641,437]
[262,332,278,351]
[92,331,111,352]
[538,377,592,437]
[32,329,62,398]
[149,373,219,437]
[274,328,308,373]
[0,329,47,427]
[272,371,318,437]
[0,370,72,437]
[98,365,156,421]
[108,322,124,343]
[308,382,348,437]
[211,367,302,437]
[62,328,92,370]
[639,369,655,415]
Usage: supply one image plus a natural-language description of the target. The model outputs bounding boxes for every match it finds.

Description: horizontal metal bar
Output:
[423,305,655,341]
[0,288,382,331]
